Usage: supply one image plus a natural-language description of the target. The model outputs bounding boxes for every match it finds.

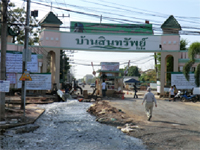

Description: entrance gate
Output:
[39,12,181,96]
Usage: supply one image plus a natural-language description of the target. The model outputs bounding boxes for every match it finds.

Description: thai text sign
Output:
[17,73,51,90]
[61,33,161,51]
[0,80,10,92]
[6,73,16,84]
[101,62,119,71]
[171,72,196,89]
[0,51,38,73]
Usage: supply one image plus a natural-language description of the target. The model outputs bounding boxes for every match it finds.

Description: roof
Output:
[97,70,123,73]
[124,78,140,83]
[161,15,181,30]
[39,11,63,25]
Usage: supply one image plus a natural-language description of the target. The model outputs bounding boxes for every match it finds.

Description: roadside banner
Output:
[0,80,10,92]
[70,21,153,34]
[171,72,196,89]
[16,73,51,90]
[0,50,38,73]
[6,73,16,84]
[101,62,119,71]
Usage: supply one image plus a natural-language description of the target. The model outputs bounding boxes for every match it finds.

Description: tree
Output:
[183,42,200,86]
[87,78,96,84]
[139,69,156,82]
[0,3,40,45]
[127,66,140,77]
[180,39,189,50]
[119,68,125,77]
[60,50,70,84]
[166,56,173,85]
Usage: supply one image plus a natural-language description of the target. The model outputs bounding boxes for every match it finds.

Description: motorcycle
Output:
[180,91,198,102]
[174,90,182,101]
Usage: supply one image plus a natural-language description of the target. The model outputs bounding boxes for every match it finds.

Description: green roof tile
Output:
[161,15,181,30]
[39,11,63,25]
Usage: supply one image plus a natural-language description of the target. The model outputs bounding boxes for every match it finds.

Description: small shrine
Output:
[96,62,124,97]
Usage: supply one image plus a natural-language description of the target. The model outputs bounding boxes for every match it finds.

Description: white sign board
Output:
[0,80,10,92]
[0,51,38,73]
[16,73,51,90]
[171,73,196,89]
[101,62,119,71]
[6,73,16,84]
[157,81,161,93]
[61,32,161,51]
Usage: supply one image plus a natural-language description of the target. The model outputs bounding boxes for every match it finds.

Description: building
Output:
[84,74,94,84]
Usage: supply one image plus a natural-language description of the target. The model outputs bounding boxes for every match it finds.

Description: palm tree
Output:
[183,42,200,86]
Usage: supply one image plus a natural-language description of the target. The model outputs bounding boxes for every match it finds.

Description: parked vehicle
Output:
[193,87,200,102]
[174,90,182,101]
[180,91,198,102]
[90,83,95,88]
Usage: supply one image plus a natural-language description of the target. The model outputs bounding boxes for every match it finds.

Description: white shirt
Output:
[142,92,157,104]
[102,82,106,90]
[169,88,174,95]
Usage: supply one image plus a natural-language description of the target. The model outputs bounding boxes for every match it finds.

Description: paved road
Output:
[1,100,147,150]
[108,94,200,149]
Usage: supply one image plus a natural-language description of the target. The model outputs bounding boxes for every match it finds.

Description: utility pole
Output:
[0,0,8,121]
[21,0,31,112]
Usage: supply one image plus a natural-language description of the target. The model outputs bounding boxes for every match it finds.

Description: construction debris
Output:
[87,100,134,126]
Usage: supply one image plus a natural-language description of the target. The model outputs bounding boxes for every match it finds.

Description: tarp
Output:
[124,78,140,83]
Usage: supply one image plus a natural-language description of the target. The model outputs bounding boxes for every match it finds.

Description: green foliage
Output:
[119,68,125,77]
[183,42,200,86]
[4,3,40,45]
[60,50,70,82]
[183,60,194,81]
[188,42,200,61]
[180,39,189,50]
[166,56,173,85]
[194,64,200,86]
[127,66,140,77]
[139,69,156,82]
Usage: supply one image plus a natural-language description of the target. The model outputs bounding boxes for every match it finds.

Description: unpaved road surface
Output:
[1,100,147,150]
[108,94,200,150]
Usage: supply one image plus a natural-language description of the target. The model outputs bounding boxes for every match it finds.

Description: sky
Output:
[10,0,200,79]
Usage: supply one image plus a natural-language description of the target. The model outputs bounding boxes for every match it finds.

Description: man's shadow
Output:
[151,120,186,126]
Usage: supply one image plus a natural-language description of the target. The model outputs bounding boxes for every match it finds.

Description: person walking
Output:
[101,80,107,97]
[169,86,175,102]
[142,87,157,121]
[173,85,178,101]
[133,84,138,98]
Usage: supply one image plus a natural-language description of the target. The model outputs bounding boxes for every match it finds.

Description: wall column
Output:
[173,52,179,72]
[160,52,166,96]
[42,54,47,73]
[50,52,56,85]
[55,50,60,89]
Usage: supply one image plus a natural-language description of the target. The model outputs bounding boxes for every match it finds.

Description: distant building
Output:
[84,74,93,84]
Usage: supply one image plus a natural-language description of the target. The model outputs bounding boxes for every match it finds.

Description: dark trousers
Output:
[102,90,106,97]
[134,91,138,98]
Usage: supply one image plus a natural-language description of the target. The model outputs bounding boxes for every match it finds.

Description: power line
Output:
[27,0,200,34]
[8,0,200,35]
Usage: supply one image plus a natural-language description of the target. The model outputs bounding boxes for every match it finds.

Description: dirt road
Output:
[107,94,200,150]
